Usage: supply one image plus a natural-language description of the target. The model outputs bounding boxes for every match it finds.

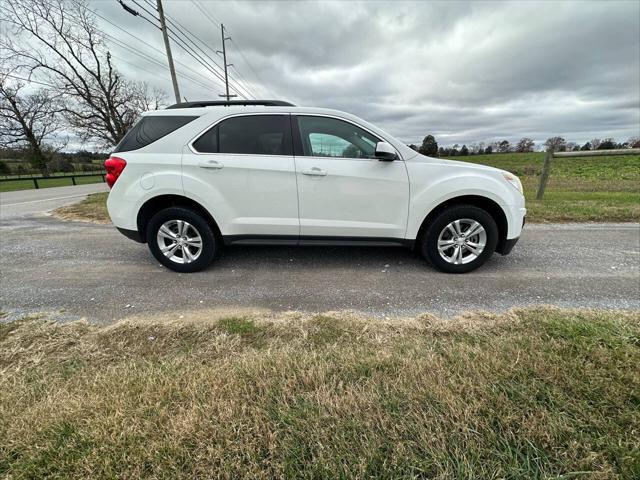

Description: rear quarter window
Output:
[113,116,198,152]
[191,115,292,155]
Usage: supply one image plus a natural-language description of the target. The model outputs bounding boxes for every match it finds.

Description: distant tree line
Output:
[409,135,640,157]
[0,147,109,176]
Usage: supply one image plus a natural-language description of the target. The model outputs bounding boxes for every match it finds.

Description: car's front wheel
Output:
[147,207,217,272]
[420,205,498,273]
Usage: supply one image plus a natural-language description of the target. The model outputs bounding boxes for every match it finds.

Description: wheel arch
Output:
[416,195,510,254]
[136,194,222,243]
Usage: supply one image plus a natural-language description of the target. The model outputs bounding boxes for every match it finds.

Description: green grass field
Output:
[448,153,640,222]
[0,174,105,192]
[1,307,638,478]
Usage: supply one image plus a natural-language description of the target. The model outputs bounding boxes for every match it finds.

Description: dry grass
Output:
[53,192,110,224]
[1,307,639,479]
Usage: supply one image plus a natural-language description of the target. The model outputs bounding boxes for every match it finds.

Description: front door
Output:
[293,115,409,239]
[182,114,299,237]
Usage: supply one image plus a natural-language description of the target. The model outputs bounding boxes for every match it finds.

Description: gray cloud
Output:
[91,0,640,147]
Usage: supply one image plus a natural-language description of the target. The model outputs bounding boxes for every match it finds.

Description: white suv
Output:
[105,100,526,273]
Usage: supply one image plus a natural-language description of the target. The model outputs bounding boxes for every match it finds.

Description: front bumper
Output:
[497,216,525,255]
[497,235,520,255]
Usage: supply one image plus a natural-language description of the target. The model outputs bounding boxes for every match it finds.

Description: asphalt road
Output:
[1,186,639,323]
[0,183,109,219]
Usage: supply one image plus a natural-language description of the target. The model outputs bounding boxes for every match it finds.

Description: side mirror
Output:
[374,141,397,161]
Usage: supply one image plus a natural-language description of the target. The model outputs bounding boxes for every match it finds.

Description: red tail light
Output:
[104,156,127,188]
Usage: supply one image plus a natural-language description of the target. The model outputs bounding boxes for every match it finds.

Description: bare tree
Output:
[544,136,566,152]
[590,138,601,150]
[0,75,64,174]
[627,136,640,148]
[0,0,165,147]
[515,137,535,153]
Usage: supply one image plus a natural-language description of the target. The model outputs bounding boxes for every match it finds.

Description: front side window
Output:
[192,115,292,155]
[296,116,380,158]
[114,115,198,152]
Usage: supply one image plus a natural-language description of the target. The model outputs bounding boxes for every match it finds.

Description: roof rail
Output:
[166,100,296,109]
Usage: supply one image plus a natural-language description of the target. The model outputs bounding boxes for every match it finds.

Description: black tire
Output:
[420,205,498,273]
[146,207,218,273]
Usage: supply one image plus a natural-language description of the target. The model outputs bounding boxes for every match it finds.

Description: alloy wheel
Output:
[437,218,487,265]
[156,219,203,264]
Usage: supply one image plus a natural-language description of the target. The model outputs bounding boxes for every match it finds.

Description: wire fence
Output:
[536,148,640,199]
[0,172,106,189]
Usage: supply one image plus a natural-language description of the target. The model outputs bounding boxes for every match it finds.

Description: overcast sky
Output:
[90,0,640,148]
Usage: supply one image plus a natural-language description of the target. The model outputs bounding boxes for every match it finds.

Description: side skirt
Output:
[223,235,414,249]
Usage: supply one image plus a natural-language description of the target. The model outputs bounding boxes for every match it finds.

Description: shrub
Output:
[46,157,74,173]
[0,160,11,175]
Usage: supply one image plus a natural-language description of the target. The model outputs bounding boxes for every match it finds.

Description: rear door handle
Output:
[301,167,327,176]
[198,159,224,169]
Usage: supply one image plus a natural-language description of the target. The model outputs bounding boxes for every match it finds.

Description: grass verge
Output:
[1,307,638,479]
[53,192,110,224]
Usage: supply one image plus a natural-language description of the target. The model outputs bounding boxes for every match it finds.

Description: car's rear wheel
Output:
[147,207,217,272]
[420,205,498,273]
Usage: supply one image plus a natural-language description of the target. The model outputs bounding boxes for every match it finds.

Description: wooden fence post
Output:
[536,150,553,200]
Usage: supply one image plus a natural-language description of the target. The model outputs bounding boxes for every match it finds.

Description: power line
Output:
[22,0,225,100]
[124,0,249,99]
[191,0,274,98]
[105,36,220,94]
[166,17,257,98]
[87,4,217,86]
[0,74,57,89]
[117,0,160,31]
[192,0,223,28]
[97,1,241,97]
[184,0,257,98]
[139,0,256,99]
[166,29,247,99]
[229,37,276,98]
[100,26,226,93]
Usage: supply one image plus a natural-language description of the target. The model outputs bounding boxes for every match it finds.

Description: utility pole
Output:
[217,24,236,101]
[156,0,181,103]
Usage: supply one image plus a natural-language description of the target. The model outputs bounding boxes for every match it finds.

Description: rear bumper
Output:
[117,227,144,243]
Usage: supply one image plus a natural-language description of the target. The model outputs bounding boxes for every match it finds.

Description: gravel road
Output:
[1,185,638,323]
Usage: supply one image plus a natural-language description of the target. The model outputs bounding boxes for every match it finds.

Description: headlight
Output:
[502,172,523,194]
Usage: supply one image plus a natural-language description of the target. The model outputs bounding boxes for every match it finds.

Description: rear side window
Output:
[113,116,198,152]
[192,115,292,155]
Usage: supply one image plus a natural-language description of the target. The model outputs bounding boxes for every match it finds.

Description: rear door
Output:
[293,115,409,239]
[182,114,299,237]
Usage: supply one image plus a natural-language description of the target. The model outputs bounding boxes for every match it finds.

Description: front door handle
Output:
[301,167,327,176]
[198,160,224,169]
